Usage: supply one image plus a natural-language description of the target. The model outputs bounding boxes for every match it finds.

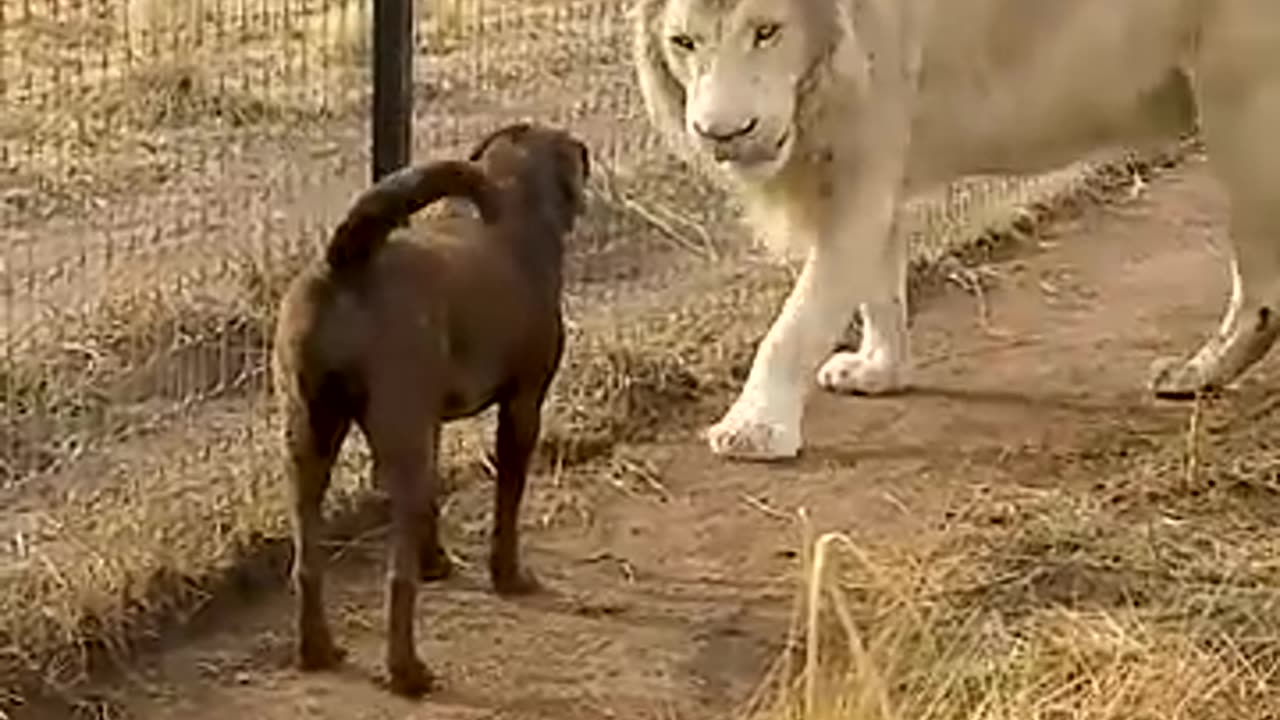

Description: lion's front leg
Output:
[707,180,900,461]
[705,250,836,460]
[816,225,912,396]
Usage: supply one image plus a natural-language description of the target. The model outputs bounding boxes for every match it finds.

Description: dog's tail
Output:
[325,160,502,272]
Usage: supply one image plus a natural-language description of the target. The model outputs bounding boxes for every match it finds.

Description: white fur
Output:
[634,0,1280,460]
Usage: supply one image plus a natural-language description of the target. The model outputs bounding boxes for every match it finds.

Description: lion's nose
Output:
[693,117,759,143]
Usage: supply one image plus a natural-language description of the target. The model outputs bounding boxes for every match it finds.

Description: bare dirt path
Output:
[44,156,1262,720]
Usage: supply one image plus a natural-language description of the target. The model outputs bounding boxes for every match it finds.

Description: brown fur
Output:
[271,122,591,697]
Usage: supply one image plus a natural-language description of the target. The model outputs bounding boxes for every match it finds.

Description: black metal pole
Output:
[372,0,413,184]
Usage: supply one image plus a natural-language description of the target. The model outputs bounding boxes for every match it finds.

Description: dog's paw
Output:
[492,565,542,597]
[297,634,347,672]
[816,350,908,395]
[419,545,454,582]
[706,405,801,461]
[386,656,435,698]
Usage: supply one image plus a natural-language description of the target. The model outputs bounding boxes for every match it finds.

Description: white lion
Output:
[631,0,1280,461]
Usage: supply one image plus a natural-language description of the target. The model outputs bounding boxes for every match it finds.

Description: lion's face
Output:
[659,0,825,178]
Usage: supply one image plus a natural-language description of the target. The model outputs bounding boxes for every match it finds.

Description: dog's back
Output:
[274,124,588,421]
[272,159,506,416]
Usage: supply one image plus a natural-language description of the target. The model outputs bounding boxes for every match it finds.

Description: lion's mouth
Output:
[713,131,792,168]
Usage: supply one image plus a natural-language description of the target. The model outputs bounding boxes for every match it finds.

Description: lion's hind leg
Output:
[817,225,912,396]
[816,301,911,396]
[1150,17,1280,398]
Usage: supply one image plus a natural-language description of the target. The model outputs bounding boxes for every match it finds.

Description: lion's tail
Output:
[325,160,502,272]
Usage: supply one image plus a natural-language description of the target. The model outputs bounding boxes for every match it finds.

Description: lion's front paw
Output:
[1148,355,1212,400]
[816,350,908,395]
[705,401,801,461]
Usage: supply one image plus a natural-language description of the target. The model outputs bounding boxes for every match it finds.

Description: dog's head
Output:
[467,122,592,233]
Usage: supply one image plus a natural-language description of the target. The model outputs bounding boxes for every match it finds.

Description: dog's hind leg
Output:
[285,398,350,672]
[490,386,546,596]
[366,404,440,697]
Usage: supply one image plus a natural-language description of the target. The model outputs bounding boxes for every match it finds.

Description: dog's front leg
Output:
[707,165,903,461]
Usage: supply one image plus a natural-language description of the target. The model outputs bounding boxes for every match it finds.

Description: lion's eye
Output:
[669,34,697,52]
[753,22,781,47]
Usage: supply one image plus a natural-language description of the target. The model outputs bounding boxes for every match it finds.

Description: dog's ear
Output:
[468,122,534,161]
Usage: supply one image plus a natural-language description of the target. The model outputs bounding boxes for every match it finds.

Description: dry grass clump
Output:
[0,393,393,711]
[0,276,268,486]
[91,60,326,129]
[546,260,794,441]
[757,481,1280,718]
[754,383,1280,720]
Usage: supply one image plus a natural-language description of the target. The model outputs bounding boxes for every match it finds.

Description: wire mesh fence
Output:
[0,0,642,487]
[0,0,1128,698]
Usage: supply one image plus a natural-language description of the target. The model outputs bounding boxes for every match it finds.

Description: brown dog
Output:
[271,122,590,697]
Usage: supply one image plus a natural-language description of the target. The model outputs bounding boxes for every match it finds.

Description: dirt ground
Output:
[18,155,1275,719]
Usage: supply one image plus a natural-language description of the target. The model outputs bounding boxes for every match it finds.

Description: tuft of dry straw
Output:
[1182,391,1206,493]
[804,531,897,720]
[759,496,1280,720]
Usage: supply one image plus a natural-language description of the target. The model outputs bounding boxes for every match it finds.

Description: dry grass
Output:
[751,396,1280,720]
